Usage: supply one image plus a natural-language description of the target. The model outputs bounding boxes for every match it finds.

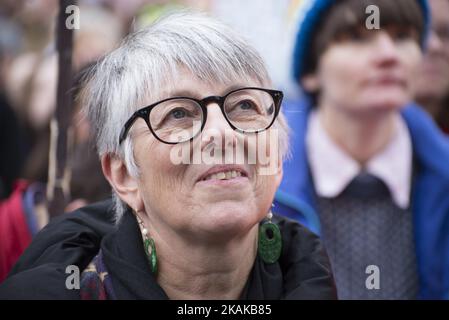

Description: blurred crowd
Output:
[0,0,448,292]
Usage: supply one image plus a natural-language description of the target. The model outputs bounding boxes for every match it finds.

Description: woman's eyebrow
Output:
[166,84,250,99]
[222,84,247,94]
[167,89,202,98]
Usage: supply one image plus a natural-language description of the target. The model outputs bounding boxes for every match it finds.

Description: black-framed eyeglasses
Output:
[118,87,283,145]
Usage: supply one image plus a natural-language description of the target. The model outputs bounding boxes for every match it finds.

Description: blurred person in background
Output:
[9,4,125,183]
[414,0,449,134]
[0,61,111,283]
[0,12,47,283]
[0,0,58,53]
[0,2,123,281]
[274,0,449,299]
[65,62,112,212]
[0,13,26,199]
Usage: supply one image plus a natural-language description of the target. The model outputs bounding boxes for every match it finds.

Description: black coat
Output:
[0,199,337,299]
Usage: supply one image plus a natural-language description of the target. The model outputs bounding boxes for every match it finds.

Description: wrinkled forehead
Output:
[140,64,270,106]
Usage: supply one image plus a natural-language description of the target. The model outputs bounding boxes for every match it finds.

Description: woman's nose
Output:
[203,104,231,132]
[200,104,237,153]
[373,32,400,67]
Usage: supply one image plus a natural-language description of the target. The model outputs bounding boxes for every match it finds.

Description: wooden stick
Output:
[47,0,76,217]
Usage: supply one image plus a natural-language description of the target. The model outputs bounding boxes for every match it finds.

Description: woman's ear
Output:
[101,153,144,212]
[302,73,320,93]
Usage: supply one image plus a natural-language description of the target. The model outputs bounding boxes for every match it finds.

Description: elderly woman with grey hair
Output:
[0,12,336,300]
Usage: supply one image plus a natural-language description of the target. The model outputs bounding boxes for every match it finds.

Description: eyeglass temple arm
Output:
[118,113,140,145]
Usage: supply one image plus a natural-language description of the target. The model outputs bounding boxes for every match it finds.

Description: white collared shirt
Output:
[306,111,413,209]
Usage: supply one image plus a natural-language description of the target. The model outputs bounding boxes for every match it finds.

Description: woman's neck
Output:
[150,224,259,300]
[318,103,397,165]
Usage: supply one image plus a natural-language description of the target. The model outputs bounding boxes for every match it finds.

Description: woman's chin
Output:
[361,91,409,111]
[194,206,260,239]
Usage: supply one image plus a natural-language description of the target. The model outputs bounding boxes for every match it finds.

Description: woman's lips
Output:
[202,170,242,181]
[197,165,248,181]
[196,165,250,186]
[196,175,249,187]
[369,75,406,87]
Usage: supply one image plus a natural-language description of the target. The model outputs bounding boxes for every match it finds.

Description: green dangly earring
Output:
[143,237,157,274]
[137,215,158,274]
[258,209,282,264]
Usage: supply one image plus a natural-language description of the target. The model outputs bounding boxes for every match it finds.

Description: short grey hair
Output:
[82,11,290,222]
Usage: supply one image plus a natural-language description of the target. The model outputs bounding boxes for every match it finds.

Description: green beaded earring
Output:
[258,210,282,264]
[137,215,158,274]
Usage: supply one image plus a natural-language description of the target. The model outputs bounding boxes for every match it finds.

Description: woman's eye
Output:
[387,26,418,42]
[170,108,187,119]
[349,30,364,41]
[396,30,417,41]
[396,32,409,40]
[393,28,411,40]
[336,29,370,43]
[238,100,256,110]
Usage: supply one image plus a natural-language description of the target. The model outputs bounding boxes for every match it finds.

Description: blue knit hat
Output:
[292,0,431,84]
